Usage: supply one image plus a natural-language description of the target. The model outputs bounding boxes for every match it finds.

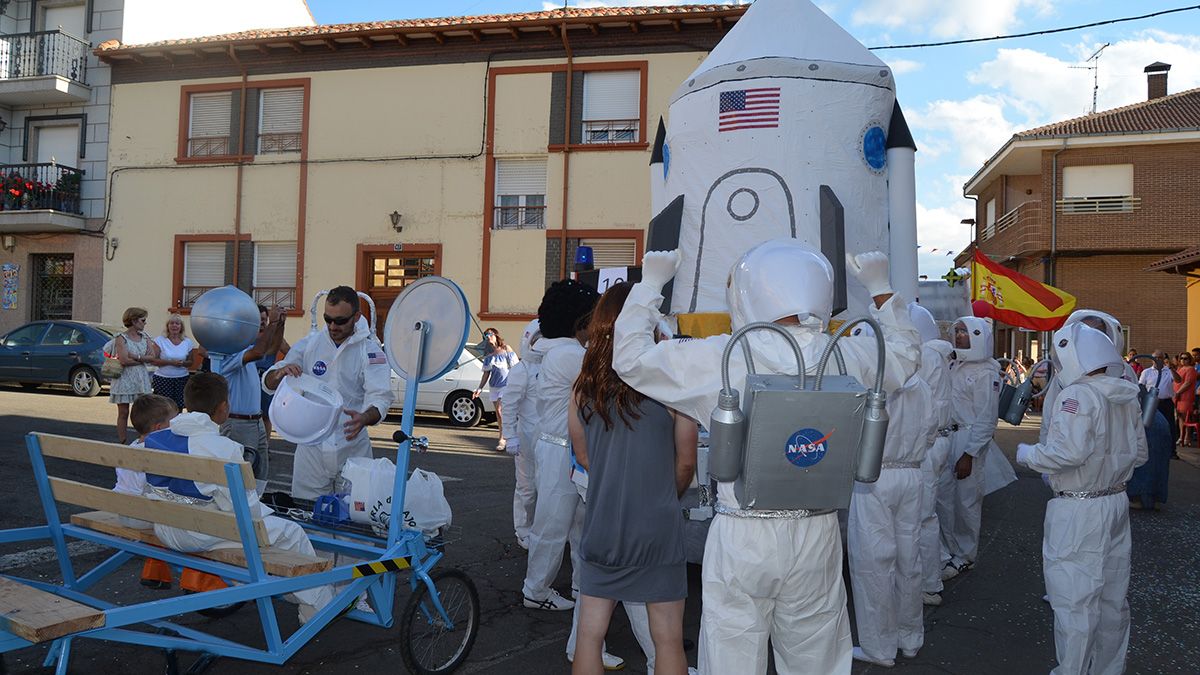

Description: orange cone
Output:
[180,568,228,593]
[140,559,173,589]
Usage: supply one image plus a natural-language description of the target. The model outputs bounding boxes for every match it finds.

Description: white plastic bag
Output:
[340,458,452,536]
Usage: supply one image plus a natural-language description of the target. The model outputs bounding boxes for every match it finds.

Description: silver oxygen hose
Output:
[719,322,807,395]
[813,317,886,394]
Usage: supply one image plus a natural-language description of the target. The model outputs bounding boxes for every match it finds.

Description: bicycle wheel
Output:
[399,568,480,674]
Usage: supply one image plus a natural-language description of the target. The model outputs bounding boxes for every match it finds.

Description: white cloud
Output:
[908,94,1019,169]
[851,0,1053,40]
[887,58,923,75]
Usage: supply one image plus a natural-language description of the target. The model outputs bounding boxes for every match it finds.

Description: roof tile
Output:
[1017,87,1200,138]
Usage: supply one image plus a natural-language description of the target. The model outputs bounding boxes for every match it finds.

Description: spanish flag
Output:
[971,251,1076,330]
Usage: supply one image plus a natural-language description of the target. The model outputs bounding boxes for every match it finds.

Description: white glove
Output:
[1015,442,1036,467]
[504,437,520,457]
[640,250,680,293]
[846,251,893,297]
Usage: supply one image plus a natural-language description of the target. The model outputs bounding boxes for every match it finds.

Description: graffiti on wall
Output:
[1,263,18,310]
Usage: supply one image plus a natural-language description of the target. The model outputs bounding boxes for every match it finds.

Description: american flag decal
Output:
[368,352,387,365]
[719,88,781,131]
[1061,398,1079,415]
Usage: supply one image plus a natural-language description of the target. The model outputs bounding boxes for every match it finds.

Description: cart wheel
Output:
[400,569,480,674]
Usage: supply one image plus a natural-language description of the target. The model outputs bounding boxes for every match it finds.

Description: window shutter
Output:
[183,242,226,287]
[495,158,547,197]
[189,92,232,139]
[253,242,297,287]
[581,238,637,268]
[1062,164,1133,198]
[260,88,303,134]
[582,71,640,121]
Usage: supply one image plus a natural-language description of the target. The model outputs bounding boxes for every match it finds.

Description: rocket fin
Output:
[649,117,668,215]
[650,117,667,167]
[887,101,917,151]
[819,185,848,316]
[647,194,685,313]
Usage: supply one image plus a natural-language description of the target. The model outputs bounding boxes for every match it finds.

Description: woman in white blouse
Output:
[148,313,196,409]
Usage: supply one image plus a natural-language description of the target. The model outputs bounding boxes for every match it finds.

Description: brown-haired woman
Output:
[472,327,519,451]
[110,307,154,444]
[567,282,697,675]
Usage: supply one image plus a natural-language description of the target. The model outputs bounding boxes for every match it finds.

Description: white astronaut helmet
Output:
[1052,322,1125,387]
[518,319,541,357]
[269,374,345,445]
[726,238,834,331]
[909,302,939,343]
[1063,309,1123,354]
[952,315,993,362]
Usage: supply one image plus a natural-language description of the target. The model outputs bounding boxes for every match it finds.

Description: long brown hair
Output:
[483,327,508,351]
[574,282,644,431]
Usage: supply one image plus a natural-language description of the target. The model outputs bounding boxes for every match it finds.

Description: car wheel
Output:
[19,382,40,391]
[70,366,101,397]
[444,391,483,427]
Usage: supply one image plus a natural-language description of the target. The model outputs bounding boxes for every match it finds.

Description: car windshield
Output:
[97,325,123,337]
[464,344,484,360]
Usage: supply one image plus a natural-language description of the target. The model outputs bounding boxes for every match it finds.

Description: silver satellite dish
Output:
[383,276,470,384]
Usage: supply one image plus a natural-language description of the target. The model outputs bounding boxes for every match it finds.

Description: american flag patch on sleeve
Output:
[1060,398,1079,415]
[368,352,387,365]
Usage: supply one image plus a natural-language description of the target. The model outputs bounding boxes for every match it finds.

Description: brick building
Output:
[958,62,1198,358]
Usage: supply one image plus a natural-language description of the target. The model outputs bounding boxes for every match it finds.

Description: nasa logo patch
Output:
[312,360,328,376]
[785,428,833,468]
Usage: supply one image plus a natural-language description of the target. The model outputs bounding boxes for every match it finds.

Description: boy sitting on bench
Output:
[145,372,335,623]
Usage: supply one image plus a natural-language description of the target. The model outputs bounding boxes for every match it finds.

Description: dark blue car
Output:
[0,321,123,396]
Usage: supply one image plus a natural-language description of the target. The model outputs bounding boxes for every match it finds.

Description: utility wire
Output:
[869,4,1200,50]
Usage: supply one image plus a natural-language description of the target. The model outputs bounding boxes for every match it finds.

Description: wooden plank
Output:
[50,480,269,548]
[32,433,254,488]
[0,577,105,643]
[71,512,330,577]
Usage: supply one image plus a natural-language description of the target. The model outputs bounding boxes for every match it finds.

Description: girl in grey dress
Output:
[567,282,698,675]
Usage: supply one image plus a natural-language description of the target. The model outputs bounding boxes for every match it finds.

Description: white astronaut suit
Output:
[502,319,542,549]
[263,316,394,500]
[939,316,1001,575]
[612,239,921,675]
[846,304,936,666]
[1016,323,1147,675]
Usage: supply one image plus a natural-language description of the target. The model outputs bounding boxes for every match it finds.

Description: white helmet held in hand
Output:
[270,374,345,445]
[952,316,993,362]
[1052,323,1125,387]
[727,239,834,330]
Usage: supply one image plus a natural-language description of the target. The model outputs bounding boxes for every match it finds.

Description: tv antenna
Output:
[1070,43,1110,114]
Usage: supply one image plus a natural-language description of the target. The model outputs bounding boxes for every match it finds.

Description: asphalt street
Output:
[1,383,1198,674]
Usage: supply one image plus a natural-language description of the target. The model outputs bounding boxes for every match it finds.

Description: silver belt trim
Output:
[881,461,921,470]
[1055,482,1127,499]
[539,433,570,447]
[147,485,213,506]
[714,503,835,520]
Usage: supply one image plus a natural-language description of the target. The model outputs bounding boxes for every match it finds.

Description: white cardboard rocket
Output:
[653,0,918,319]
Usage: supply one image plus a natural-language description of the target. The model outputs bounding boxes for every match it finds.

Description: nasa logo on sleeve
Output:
[312,360,328,376]
[785,428,834,468]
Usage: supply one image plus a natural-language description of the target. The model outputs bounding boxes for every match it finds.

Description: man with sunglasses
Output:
[263,286,394,499]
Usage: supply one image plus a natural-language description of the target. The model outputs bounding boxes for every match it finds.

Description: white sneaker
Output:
[523,589,574,611]
[923,592,943,606]
[940,561,965,581]
[516,536,529,550]
[496,438,507,452]
[901,648,919,659]
[852,646,895,668]
[566,651,626,671]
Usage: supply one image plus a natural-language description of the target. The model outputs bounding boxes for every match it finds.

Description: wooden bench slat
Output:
[0,577,105,643]
[71,511,331,578]
[32,432,255,488]
[50,479,270,548]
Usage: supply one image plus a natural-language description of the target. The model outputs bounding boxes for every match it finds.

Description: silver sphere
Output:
[191,285,260,355]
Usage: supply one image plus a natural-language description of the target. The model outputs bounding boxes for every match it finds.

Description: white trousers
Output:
[920,436,952,592]
[940,435,986,566]
[292,437,373,500]
[522,438,583,600]
[155,515,334,614]
[512,434,537,544]
[848,468,924,661]
[698,512,851,675]
[1044,494,1131,675]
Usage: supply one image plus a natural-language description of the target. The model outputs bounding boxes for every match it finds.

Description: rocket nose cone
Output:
[691,0,885,78]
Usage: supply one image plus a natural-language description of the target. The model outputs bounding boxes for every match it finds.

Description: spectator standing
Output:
[568,282,695,675]
[474,328,519,451]
[1126,349,1144,377]
[149,313,196,409]
[1175,352,1197,445]
[1138,351,1180,448]
[110,307,154,444]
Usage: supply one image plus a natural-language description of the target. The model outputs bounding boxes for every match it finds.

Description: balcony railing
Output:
[983,201,1043,240]
[253,287,297,310]
[258,132,302,154]
[0,30,89,84]
[493,205,545,230]
[181,286,217,308]
[583,119,639,144]
[188,136,231,158]
[0,163,84,214]
[1056,196,1141,214]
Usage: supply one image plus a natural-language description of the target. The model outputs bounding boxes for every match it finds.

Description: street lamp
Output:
[389,210,402,233]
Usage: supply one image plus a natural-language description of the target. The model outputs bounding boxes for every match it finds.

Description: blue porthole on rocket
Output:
[861,125,887,173]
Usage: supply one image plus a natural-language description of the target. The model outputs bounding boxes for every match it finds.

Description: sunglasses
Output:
[323,314,354,326]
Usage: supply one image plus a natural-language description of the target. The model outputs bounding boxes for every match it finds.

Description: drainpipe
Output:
[229,46,249,287]
[559,21,572,279]
[1048,139,1067,287]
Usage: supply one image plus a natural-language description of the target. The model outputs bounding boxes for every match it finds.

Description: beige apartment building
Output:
[96,5,745,343]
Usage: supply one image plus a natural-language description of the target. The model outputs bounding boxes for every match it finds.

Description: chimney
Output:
[1145,62,1171,100]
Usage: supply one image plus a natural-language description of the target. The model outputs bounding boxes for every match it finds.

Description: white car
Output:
[389,346,497,427]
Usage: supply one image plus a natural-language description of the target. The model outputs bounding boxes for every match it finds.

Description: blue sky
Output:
[307,1,1200,278]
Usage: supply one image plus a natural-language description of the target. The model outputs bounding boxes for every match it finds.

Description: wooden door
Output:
[359,247,441,333]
